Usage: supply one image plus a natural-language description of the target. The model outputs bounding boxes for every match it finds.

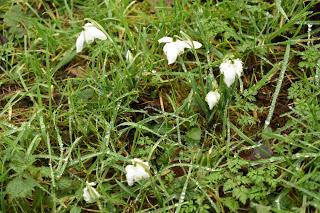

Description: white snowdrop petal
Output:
[223,69,236,87]
[88,27,107,40]
[175,41,186,55]
[125,165,137,186]
[233,58,243,77]
[83,182,100,203]
[219,59,233,75]
[163,43,180,65]
[158,36,173,43]
[126,176,134,186]
[125,172,135,186]
[220,59,239,87]
[174,40,190,54]
[125,159,150,186]
[76,31,85,53]
[135,165,150,179]
[177,40,189,49]
[180,40,202,49]
[83,187,91,203]
[125,50,134,63]
[82,23,107,43]
[83,28,96,44]
[125,165,135,174]
[140,170,150,179]
[192,41,202,49]
[205,91,221,110]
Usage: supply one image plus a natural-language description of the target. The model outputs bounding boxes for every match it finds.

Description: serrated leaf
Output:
[56,177,74,190]
[233,187,248,204]
[3,5,30,38]
[9,152,35,174]
[223,197,239,212]
[224,179,237,191]
[6,176,37,198]
[39,166,52,178]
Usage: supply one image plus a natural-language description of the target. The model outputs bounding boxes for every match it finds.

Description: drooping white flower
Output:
[125,50,134,63]
[83,182,101,203]
[158,36,202,65]
[125,158,150,186]
[162,42,184,65]
[219,58,243,87]
[76,23,107,53]
[205,90,221,110]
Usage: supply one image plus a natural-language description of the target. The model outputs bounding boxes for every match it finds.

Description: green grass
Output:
[1,0,320,212]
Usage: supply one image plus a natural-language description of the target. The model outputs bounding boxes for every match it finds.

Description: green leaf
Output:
[254,204,271,213]
[6,176,37,198]
[233,187,248,204]
[224,179,238,191]
[186,127,201,142]
[9,152,35,174]
[222,197,239,212]
[56,177,75,190]
[70,206,82,213]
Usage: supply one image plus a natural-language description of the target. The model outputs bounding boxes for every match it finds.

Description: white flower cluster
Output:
[205,58,243,109]
[82,158,150,203]
[75,22,245,115]
[76,22,245,201]
[75,23,203,64]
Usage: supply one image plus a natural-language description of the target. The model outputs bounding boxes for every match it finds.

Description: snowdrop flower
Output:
[219,58,243,87]
[83,182,101,203]
[205,90,221,110]
[76,23,107,53]
[125,50,134,63]
[158,36,202,65]
[125,158,150,186]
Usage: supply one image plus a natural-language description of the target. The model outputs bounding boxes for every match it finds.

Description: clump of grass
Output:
[1,0,320,212]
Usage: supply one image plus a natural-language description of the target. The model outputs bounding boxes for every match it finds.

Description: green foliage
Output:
[298,46,320,69]
[6,176,37,198]
[1,0,319,212]
[201,157,279,211]
[4,5,30,38]
[186,127,202,144]
[288,78,320,129]
[180,199,210,213]
[223,159,278,204]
